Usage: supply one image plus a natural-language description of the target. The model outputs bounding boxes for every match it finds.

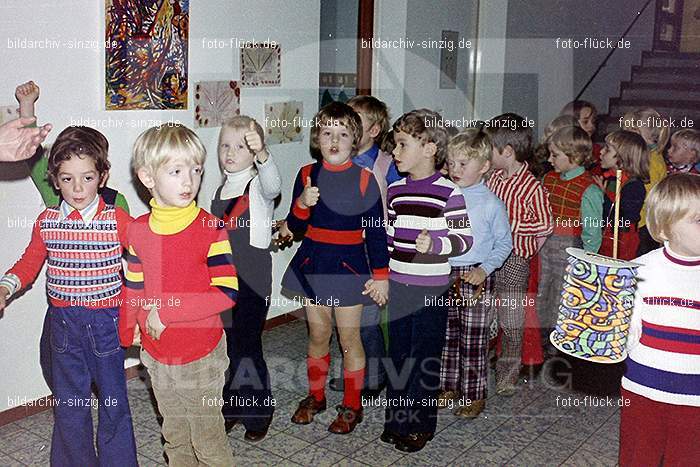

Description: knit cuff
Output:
[0,273,21,298]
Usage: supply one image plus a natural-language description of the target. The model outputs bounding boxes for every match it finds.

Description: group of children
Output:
[0,81,698,464]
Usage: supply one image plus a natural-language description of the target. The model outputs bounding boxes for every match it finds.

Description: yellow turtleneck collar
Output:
[148,199,200,235]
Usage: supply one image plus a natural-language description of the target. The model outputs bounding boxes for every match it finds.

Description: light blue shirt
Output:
[449,180,513,275]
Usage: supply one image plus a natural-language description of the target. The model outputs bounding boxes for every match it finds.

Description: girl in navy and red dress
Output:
[593,130,649,260]
[281,102,389,434]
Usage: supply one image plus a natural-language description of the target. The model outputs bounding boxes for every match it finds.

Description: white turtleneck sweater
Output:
[213,157,281,249]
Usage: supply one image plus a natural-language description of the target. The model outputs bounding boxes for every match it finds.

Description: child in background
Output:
[619,173,700,466]
[594,130,649,260]
[119,124,237,465]
[382,109,473,452]
[212,116,281,441]
[15,81,130,212]
[0,127,137,466]
[326,95,399,396]
[560,100,602,173]
[531,115,580,179]
[620,108,668,255]
[485,113,553,395]
[539,126,603,353]
[282,102,389,434]
[666,129,700,175]
[438,128,512,418]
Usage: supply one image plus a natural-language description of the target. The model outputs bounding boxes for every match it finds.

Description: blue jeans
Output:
[384,281,449,436]
[49,306,137,467]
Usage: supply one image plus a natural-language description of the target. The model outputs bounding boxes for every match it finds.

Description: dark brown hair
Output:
[484,113,533,162]
[48,126,110,185]
[393,109,449,168]
[309,101,363,159]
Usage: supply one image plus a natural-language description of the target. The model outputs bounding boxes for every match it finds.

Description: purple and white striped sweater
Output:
[387,172,472,286]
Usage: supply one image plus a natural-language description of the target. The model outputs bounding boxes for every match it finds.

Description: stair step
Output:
[610,97,700,112]
[631,66,698,85]
[642,51,700,68]
[621,86,700,101]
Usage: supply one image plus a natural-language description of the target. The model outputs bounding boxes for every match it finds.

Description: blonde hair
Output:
[620,108,670,152]
[671,129,700,159]
[605,130,650,183]
[448,128,491,166]
[646,173,700,242]
[544,115,580,141]
[548,126,592,166]
[221,115,264,142]
[132,124,206,173]
[347,95,390,143]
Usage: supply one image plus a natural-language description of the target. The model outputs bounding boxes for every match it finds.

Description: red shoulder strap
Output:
[301,164,313,185]
[360,168,371,197]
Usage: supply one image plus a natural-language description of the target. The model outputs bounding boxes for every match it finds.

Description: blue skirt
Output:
[281,240,374,307]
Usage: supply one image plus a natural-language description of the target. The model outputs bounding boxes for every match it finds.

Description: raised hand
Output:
[15,81,40,108]
[415,228,432,254]
[244,120,269,163]
[299,176,320,208]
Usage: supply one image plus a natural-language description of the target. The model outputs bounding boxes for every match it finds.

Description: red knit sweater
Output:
[118,205,238,365]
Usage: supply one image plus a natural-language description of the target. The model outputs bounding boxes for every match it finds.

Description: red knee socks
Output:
[342,367,365,410]
[307,354,331,402]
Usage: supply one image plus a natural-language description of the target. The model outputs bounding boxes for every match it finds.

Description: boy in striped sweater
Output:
[118,124,238,465]
[0,126,137,466]
[485,113,553,394]
[619,173,700,466]
[381,109,473,453]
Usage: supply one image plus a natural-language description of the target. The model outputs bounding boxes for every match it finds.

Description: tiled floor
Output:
[0,320,620,466]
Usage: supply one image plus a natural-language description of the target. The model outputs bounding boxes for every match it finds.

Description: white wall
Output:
[0,0,319,412]
[502,0,655,136]
[373,0,479,124]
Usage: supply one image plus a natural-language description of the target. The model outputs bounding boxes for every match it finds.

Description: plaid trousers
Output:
[537,234,582,348]
[493,253,530,387]
[440,265,495,401]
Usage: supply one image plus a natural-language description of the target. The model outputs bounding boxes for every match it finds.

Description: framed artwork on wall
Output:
[264,101,303,145]
[105,0,189,110]
[0,106,19,125]
[193,81,241,128]
[241,43,281,87]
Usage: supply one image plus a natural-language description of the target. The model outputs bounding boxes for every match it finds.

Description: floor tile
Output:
[287,444,346,466]
[254,431,310,458]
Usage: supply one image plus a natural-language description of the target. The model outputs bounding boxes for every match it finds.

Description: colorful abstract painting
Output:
[193,81,241,128]
[105,0,189,110]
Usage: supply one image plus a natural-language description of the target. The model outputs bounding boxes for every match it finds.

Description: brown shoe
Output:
[437,390,460,409]
[291,396,326,425]
[395,432,434,453]
[328,405,363,434]
[454,399,485,418]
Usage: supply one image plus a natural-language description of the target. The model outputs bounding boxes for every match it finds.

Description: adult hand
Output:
[0,117,52,162]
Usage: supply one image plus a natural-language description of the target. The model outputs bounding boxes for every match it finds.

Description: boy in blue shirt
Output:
[438,127,512,418]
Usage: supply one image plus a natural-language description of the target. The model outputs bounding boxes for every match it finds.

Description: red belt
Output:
[307,226,363,245]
